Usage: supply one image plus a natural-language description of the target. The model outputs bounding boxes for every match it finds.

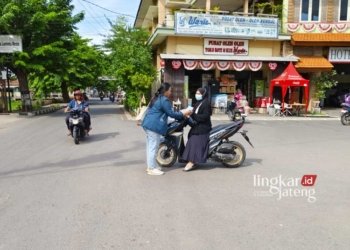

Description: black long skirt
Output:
[182,133,209,164]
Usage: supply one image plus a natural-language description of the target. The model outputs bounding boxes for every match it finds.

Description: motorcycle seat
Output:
[210,121,242,135]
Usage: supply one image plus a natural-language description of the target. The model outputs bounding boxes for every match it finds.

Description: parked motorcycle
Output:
[226,100,245,121]
[156,118,253,168]
[68,110,86,144]
[340,102,350,125]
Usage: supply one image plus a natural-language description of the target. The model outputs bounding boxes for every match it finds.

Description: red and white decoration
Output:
[171,60,182,70]
[287,23,300,32]
[199,60,215,71]
[231,61,246,71]
[215,61,230,71]
[160,59,165,68]
[183,60,198,70]
[268,62,278,71]
[334,23,348,32]
[318,23,332,33]
[302,23,316,32]
[248,61,263,71]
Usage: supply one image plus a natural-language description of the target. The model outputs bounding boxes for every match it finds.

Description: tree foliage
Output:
[311,70,338,100]
[0,0,88,109]
[104,17,156,111]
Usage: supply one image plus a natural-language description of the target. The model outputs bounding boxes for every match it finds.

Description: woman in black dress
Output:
[182,87,212,171]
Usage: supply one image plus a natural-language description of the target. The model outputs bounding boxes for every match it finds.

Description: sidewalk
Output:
[0,113,26,129]
[124,107,340,122]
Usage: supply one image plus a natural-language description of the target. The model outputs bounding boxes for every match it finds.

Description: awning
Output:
[295,56,333,71]
[160,54,299,62]
[292,33,350,46]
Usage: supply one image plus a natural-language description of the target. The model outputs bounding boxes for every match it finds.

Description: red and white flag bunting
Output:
[232,61,246,71]
[199,61,214,71]
[216,61,230,71]
[302,23,316,32]
[268,62,278,71]
[318,23,332,33]
[183,60,198,70]
[334,23,348,32]
[172,60,182,70]
[248,61,262,71]
[287,23,300,32]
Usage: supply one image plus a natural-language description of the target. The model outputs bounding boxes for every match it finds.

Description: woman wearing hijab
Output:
[182,87,212,171]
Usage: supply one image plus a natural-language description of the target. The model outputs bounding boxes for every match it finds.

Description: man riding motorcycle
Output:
[65,90,91,135]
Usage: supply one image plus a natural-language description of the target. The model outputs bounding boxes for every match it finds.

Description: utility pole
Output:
[6,67,12,112]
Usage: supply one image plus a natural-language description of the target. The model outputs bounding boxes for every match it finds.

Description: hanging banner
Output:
[248,61,263,71]
[216,61,231,71]
[183,60,198,70]
[199,61,214,71]
[172,60,182,69]
[160,59,165,68]
[175,13,278,39]
[268,62,278,71]
[232,62,246,71]
[0,35,22,53]
[204,38,248,56]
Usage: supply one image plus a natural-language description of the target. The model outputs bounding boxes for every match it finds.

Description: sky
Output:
[71,0,141,46]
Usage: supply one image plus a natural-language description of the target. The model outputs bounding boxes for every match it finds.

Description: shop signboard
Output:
[0,35,22,53]
[329,47,350,63]
[204,38,248,56]
[175,13,278,39]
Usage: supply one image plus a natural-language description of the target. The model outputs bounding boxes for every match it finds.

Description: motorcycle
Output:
[68,110,86,144]
[109,94,115,103]
[226,100,245,121]
[156,118,253,168]
[340,102,350,125]
[99,93,104,101]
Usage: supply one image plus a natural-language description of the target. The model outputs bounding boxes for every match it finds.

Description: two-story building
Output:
[286,0,350,106]
[135,0,297,108]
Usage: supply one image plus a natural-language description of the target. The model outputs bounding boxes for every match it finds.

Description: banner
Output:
[216,61,231,71]
[199,61,214,71]
[176,13,278,39]
[248,61,262,71]
[172,60,182,69]
[183,60,198,70]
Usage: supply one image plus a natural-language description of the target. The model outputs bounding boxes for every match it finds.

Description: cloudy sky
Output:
[71,0,141,45]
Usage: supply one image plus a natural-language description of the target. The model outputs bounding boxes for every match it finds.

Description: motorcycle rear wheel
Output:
[223,141,246,168]
[341,113,350,125]
[156,143,177,167]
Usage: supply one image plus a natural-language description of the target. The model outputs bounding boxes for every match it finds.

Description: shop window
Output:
[339,0,350,21]
[300,0,321,21]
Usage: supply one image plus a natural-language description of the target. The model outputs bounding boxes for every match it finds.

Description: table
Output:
[292,103,306,116]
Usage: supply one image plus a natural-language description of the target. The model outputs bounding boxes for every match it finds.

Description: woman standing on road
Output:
[181,87,212,171]
[142,82,192,176]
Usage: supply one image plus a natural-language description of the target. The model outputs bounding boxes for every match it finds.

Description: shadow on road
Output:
[88,132,120,142]
[163,158,262,173]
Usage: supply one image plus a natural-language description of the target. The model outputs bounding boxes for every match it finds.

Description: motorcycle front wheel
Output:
[223,141,246,168]
[156,143,177,167]
[73,126,80,144]
[341,112,350,125]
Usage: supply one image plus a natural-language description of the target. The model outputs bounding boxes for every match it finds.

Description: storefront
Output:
[155,12,297,109]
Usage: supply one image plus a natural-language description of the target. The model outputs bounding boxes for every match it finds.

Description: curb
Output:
[19,105,65,116]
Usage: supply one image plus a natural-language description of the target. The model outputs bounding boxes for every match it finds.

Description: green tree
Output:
[0,0,84,110]
[29,34,105,102]
[311,70,338,100]
[104,17,156,111]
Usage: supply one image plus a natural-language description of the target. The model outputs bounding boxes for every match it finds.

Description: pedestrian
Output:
[142,82,192,176]
[181,87,212,171]
[65,90,91,135]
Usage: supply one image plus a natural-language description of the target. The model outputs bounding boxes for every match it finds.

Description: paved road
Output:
[0,100,349,250]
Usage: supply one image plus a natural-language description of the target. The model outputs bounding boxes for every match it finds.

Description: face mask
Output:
[195,94,202,101]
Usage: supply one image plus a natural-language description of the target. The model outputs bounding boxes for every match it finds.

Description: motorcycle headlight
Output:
[72,119,79,125]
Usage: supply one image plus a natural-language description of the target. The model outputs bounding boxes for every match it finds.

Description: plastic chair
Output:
[273,104,284,117]
[282,103,293,116]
